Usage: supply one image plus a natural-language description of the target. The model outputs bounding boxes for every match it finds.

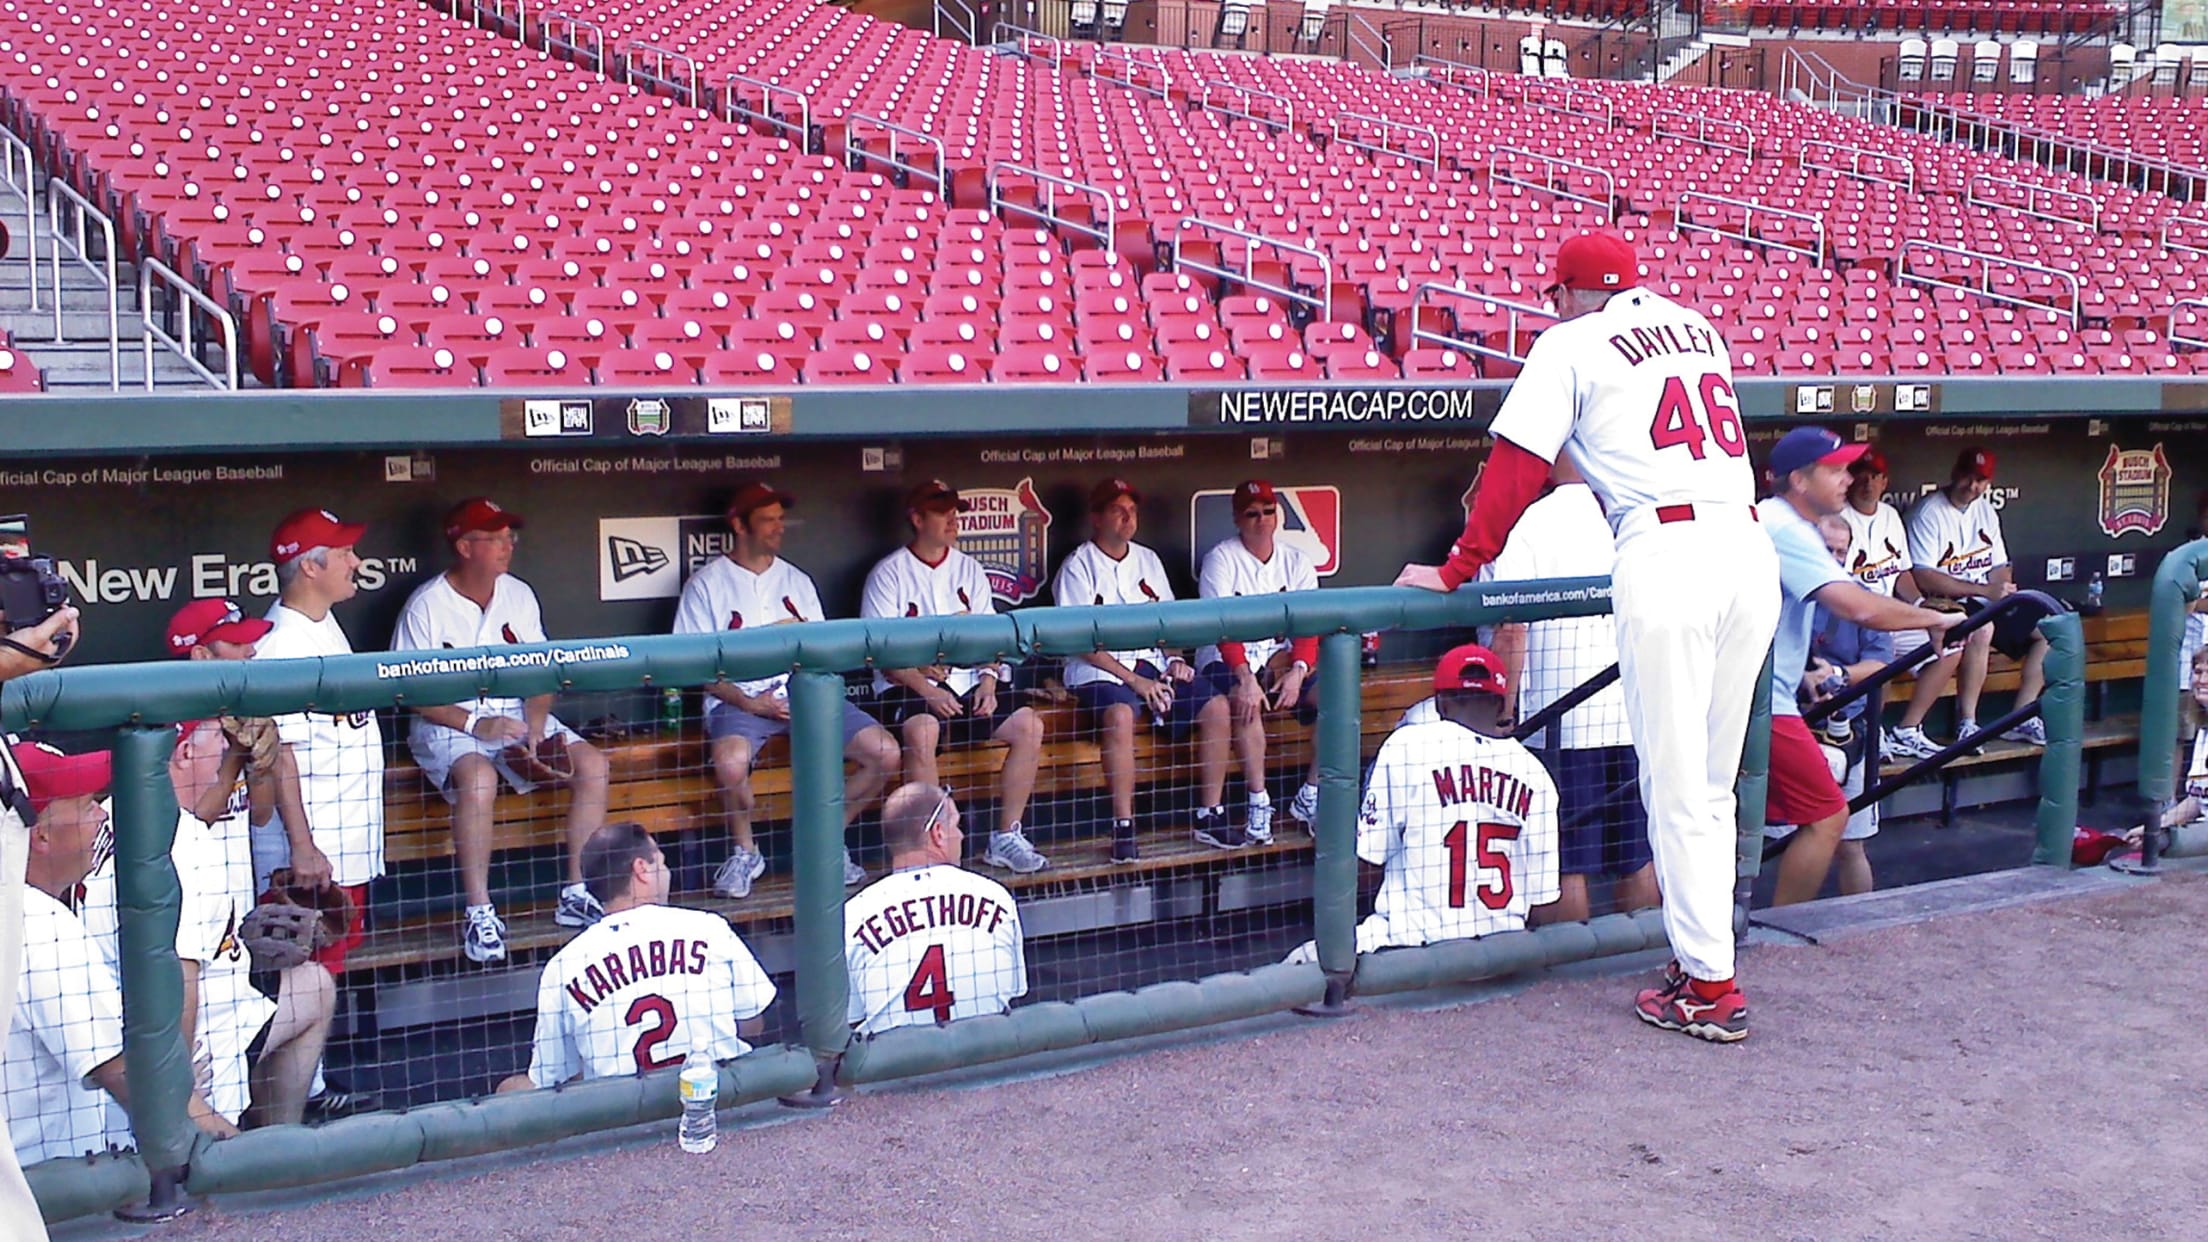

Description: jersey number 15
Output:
[1648,373,1744,460]
[1443,820,1520,911]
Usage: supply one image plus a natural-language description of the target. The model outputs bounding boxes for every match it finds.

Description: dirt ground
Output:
[130,875,2206,1242]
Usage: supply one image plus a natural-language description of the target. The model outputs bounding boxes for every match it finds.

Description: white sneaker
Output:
[1884,725,1939,761]
[1287,782,1320,832]
[843,848,866,887]
[713,845,767,899]
[2001,717,2047,746]
[462,905,507,964]
[1244,791,1275,845]
[984,824,1050,874]
[554,883,605,928]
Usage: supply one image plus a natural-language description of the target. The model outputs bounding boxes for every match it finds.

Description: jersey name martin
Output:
[561,938,711,1013]
[1606,321,1725,367]
[1430,764,1536,819]
[851,889,1013,954]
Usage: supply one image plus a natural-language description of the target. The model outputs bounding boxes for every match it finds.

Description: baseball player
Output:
[1195,479,1322,845]
[1904,447,2048,747]
[860,481,1049,875]
[392,497,614,963]
[254,508,386,976]
[1759,429,1963,910]
[1481,456,1657,923]
[500,821,776,1090]
[1285,644,1559,962]
[1055,478,1243,863]
[845,784,1027,1034]
[1836,448,1952,760]
[1395,230,1781,1041]
[675,482,901,898]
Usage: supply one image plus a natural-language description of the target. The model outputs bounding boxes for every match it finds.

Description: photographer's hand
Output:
[0,604,79,679]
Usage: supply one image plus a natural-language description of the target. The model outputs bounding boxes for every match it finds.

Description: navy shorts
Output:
[1554,745,1654,878]
[706,699,882,748]
[1200,661,1320,727]
[874,682,1021,749]
[1073,660,1220,741]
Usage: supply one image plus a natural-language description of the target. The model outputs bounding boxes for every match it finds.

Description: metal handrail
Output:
[1491,145,1615,221]
[1413,53,1491,99]
[1800,138,1917,193]
[935,0,976,43]
[1676,190,1827,268]
[45,178,119,391]
[1198,79,1295,131]
[990,21,1063,70]
[1342,10,1395,69]
[620,40,702,107]
[1,129,39,313]
[846,113,948,197]
[2172,298,2208,351]
[1965,172,2101,234]
[1173,218,1332,321]
[472,0,523,36]
[1408,283,1557,366]
[2161,214,2208,259]
[1896,238,2082,327]
[1651,108,1754,160]
[1330,111,1439,171]
[540,10,604,71]
[140,258,239,391]
[724,73,812,152]
[1514,77,1614,128]
[1094,48,1171,99]
[990,163,1117,256]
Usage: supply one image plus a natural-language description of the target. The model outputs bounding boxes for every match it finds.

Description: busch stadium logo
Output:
[597,515,733,600]
[1188,485,1343,577]
[956,477,1052,605]
[2098,443,2171,538]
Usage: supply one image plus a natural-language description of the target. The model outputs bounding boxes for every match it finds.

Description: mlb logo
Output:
[1188,486,1342,578]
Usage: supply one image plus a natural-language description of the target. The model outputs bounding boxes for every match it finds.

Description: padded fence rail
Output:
[5,577,1802,1223]
[2140,539,2208,863]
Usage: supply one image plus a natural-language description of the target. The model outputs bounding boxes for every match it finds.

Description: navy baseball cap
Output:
[1769,426,1868,477]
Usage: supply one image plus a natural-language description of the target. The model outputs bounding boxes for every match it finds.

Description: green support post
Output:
[108,725,196,1222]
[783,668,847,1107]
[1733,652,1774,930]
[2031,611,2087,867]
[1300,631,1362,1015]
[2135,541,2208,868]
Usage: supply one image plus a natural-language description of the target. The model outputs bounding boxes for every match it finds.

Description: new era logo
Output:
[607,536,670,582]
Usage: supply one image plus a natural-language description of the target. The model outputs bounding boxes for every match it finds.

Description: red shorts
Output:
[311,883,370,977]
[1765,715,1848,827]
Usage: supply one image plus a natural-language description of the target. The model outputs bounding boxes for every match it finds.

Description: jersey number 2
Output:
[625,994,679,1072]
[1443,821,1521,910]
[903,944,957,1024]
[1648,373,1745,460]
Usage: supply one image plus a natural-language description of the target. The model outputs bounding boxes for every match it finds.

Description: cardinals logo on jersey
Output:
[906,602,920,618]
[501,623,519,644]
[727,610,743,630]
[216,908,244,963]
[782,595,804,622]
[955,587,971,612]
[1137,579,1160,602]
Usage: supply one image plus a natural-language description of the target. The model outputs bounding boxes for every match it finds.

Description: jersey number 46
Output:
[1648,373,1744,460]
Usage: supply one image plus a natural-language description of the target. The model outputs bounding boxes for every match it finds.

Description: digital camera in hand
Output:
[0,554,71,644]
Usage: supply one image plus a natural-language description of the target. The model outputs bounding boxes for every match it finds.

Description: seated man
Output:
[1288,645,1560,963]
[500,822,776,1091]
[1054,478,1241,864]
[1903,447,2048,747]
[845,784,1028,1034]
[861,481,1048,874]
[392,497,614,964]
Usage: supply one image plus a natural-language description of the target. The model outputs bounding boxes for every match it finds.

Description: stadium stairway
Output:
[0,177,205,389]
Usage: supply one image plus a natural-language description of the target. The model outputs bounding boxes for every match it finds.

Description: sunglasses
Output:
[924,784,955,835]
[1239,506,1278,520]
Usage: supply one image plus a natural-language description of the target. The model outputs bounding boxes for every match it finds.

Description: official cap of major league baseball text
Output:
[165,599,272,656]
[1547,231,1639,295]
[726,481,796,522]
[904,480,971,513]
[1849,446,1891,477]
[1433,643,1510,698]
[444,496,525,543]
[1768,426,1868,478]
[270,508,367,565]
[1952,447,1996,481]
[10,740,112,814]
[1231,480,1279,514]
[1090,477,1143,511]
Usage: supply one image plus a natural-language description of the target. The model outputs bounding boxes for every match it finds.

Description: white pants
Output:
[1,804,51,1241]
[1613,512,1780,984]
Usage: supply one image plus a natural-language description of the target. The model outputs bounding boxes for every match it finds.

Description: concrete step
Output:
[0,308,137,341]
[27,339,209,390]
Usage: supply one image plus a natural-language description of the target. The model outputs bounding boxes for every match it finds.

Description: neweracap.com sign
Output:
[1188,387,1497,427]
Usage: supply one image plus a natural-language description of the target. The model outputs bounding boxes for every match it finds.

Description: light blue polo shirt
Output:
[1756,496,1850,717]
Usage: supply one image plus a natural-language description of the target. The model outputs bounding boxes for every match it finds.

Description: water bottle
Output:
[2085,572,2104,613]
[678,1049,717,1154]
[660,687,684,735]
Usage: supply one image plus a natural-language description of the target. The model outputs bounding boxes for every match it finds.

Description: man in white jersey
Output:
[1395,230,1780,1041]
[845,783,1027,1034]
[254,508,386,977]
[1196,479,1322,846]
[675,482,901,898]
[1836,448,1956,760]
[392,497,614,963]
[1481,456,1657,923]
[1055,478,1242,864]
[500,821,775,1090]
[1905,447,2049,748]
[861,481,1049,875]
[1285,644,1559,963]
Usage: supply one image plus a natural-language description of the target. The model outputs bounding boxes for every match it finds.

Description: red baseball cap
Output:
[1953,447,1996,481]
[1433,643,1510,698]
[904,480,971,513]
[444,496,524,543]
[1850,446,1890,477]
[1547,231,1639,295]
[1090,478,1142,511]
[270,508,366,564]
[10,740,112,814]
[726,481,795,522]
[1231,480,1279,514]
[165,599,272,656]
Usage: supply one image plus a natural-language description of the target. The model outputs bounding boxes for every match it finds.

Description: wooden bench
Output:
[1882,609,2145,718]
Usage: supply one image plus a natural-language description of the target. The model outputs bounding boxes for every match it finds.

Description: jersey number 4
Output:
[1648,373,1745,460]
[625,994,680,1072]
[1443,820,1520,910]
[903,943,957,1025]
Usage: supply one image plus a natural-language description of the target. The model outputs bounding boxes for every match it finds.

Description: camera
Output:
[0,554,72,640]
[1818,671,1848,698]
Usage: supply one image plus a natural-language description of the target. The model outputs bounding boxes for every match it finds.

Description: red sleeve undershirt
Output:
[1436,436,1553,591]
[1220,639,1249,668]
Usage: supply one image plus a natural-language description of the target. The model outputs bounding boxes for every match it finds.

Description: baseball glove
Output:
[219,714,281,779]
[242,871,353,970]
[507,733,576,785]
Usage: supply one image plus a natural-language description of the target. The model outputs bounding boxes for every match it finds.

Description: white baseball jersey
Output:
[1905,489,2008,588]
[1357,720,1560,949]
[671,555,825,700]
[255,603,387,886]
[859,547,1006,696]
[1487,287,1753,543]
[2187,727,2208,800]
[1053,540,1175,688]
[845,864,1026,1035]
[5,888,125,1165]
[526,903,775,1086]
[1194,537,1318,672]
[391,572,553,726]
[1480,483,1629,751]
[1839,502,1913,597]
